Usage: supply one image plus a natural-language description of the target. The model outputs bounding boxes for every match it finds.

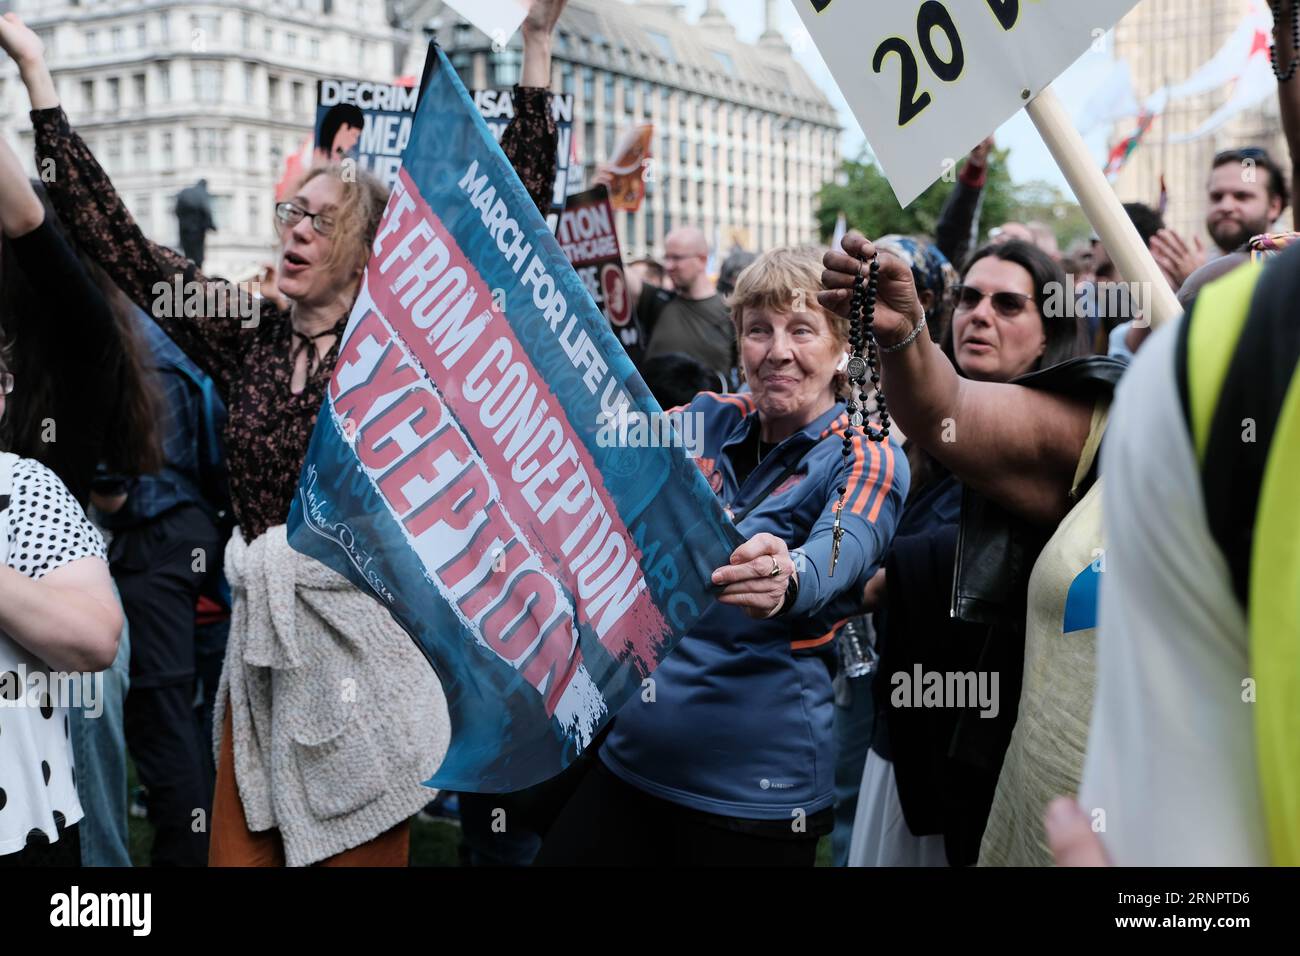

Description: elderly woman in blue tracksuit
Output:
[537,247,908,866]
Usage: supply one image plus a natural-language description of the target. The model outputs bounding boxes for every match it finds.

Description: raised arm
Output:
[821,233,1092,527]
[501,0,566,214]
[0,13,250,393]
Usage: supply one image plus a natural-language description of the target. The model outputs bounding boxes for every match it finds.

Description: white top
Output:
[0,454,107,855]
[1079,323,1269,865]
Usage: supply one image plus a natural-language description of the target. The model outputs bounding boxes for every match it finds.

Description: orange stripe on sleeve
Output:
[791,628,839,651]
[867,441,896,523]
[849,438,882,515]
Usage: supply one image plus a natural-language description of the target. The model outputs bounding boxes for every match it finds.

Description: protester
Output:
[618,224,735,383]
[823,234,1123,867]
[826,234,956,866]
[537,247,908,865]
[4,0,567,866]
[0,134,125,866]
[1077,240,1300,865]
[0,158,163,869]
[839,239,1092,866]
[1205,148,1288,257]
[92,308,233,868]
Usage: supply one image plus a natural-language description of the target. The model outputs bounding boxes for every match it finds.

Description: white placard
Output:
[792,0,1141,206]
[444,0,529,47]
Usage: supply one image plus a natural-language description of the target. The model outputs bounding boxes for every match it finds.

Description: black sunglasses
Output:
[951,284,1033,318]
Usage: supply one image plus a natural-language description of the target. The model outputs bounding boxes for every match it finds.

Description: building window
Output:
[604,124,615,156]
[241,14,252,47]
[194,65,223,104]
[561,61,574,96]
[81,79,95,113]
[492,49,521,87]
[581,68,593,103]
[136,22,147,48]
[191,127,228,165]
[105,135,122,169]
[268,75,281,110]
[244,63,256,101]
[286,32,298,55]
[111,27,123,51]
[603,77,614,109]
[107,77,121,113]
[246,131,258,169]
[310,37,321,59]
[162,132,174,167]
[264,28,273,51]
[132,133,148,171]
[86,30,98,55]
[133,72,146,105]
[679,139,688,164]
[160,14,170,44]
[158,64,171,100]
[248,194,261,233]
[291,80,304,112]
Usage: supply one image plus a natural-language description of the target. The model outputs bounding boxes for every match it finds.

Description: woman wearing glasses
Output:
[824,236,1122,867]
[1,0,568,866]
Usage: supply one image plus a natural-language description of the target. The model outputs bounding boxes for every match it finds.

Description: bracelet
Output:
[880,315,927,353]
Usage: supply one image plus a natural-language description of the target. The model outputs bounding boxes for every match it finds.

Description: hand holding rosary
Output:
[830,252,890,578]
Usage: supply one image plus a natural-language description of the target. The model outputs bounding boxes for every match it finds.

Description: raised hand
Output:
[0,12,44,67]
[1149,228,1206,291]
[820,232,927,350]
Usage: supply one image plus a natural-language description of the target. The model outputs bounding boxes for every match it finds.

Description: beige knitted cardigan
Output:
[214,525,450,866]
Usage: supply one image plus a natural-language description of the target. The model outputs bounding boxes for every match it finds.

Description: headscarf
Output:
[875,234,958,310]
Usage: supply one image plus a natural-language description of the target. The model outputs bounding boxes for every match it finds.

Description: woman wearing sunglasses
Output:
[825,235,1122,867]
[2,0,568,866]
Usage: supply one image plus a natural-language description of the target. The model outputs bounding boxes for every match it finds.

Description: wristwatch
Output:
[777,568,800,617]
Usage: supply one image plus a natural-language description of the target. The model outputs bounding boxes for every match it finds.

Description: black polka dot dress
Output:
[0,454,106,855]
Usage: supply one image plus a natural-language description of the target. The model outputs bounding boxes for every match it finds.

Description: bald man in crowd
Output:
[624,226,735,382]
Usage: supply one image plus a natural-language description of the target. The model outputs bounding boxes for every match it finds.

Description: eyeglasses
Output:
[274,202,336,237]
[951,284,1034,318]
[0,372,13,395]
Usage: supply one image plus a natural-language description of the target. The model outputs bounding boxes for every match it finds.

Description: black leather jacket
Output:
[950,356,1128,625]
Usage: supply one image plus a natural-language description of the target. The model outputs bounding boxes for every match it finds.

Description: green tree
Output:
[816,147,1015,251]
[816,150,1088,257]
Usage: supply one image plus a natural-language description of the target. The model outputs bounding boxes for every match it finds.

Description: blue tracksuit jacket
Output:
[601,391,908,818]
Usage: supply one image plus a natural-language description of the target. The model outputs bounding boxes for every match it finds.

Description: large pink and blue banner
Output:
[287,47,739,792]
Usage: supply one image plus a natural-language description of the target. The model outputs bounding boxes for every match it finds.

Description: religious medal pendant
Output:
[829,502,844,578]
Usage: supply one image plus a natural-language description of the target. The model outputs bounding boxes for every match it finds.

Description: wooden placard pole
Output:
[1026,84,1183,330]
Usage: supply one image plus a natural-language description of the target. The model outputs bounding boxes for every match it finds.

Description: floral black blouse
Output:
[32,87,557,542]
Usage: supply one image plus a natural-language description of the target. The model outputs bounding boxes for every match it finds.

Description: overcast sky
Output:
[677,0,1120,200]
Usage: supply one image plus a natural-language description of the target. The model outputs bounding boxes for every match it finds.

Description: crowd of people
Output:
[0,0,1297,868]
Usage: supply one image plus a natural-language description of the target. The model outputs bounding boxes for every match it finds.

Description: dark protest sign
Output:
[473,88,575,231]
[314,79,417,188]
[288,47,739,792]
[558,186,640,360]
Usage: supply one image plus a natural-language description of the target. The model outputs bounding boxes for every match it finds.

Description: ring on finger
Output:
[768,556,782,578]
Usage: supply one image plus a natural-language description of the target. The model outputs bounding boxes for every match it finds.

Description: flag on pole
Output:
[1104,111,1156,182]
[1144,3,1277,143]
